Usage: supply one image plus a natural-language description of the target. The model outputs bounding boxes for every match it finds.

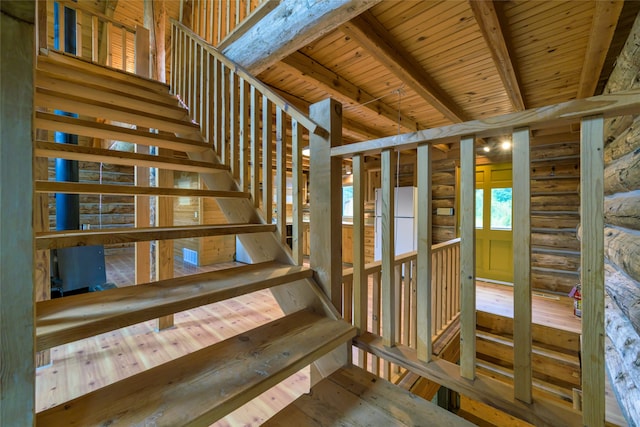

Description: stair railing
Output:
[171,19,327,265]
[341,238,460,380]
[324,88,640,426]
[38,0,149,74]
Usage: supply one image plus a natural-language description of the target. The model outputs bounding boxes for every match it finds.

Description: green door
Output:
[475,164,513,283]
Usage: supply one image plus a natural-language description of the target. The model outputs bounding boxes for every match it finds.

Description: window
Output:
[343,186,353,217]
[490,188,512,230]
[475,189,483,228]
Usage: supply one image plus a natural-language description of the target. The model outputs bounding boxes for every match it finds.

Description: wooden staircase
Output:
[33,50,357,425]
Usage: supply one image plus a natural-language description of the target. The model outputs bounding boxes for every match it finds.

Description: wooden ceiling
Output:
[252,0,639,147]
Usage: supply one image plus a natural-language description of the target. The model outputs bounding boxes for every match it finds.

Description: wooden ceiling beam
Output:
[469,0,525,111]
[280,51,421,133]
[341,11,468,124]
[576,0,624,99]
[222,0,382,75]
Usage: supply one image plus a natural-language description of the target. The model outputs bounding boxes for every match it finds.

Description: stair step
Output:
[38,54,179,105]
[476,360,574,403]
[36,69,189,121]
[37,261,313,351]
[35,112,209,153]
[41,50,170,94]
[36,223,276,250]
[35,87,202,138]
[476,330,581,388]
[35,140,226,174]
[36,309,356,426]
[35,180,250,199]
[264,365,474,426]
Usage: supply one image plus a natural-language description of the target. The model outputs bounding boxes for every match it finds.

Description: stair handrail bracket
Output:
[322,88,640,427]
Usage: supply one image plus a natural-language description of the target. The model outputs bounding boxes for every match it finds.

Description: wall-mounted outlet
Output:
[436,207,454,216]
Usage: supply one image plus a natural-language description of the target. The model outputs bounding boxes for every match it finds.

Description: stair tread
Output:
[35,87,201,137]
[34,140,226,174]
[36,223,276,250]
[264,365,474,426]
[40,50,170,93]
[36,309,356,427]
[35,180,250,199]
[36,261,312,351]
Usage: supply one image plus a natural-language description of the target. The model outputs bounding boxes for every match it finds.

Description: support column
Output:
[156,149,174,330]
[1,1,35,424]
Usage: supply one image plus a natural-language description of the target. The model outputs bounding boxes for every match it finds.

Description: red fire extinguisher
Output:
[569,284,582,318]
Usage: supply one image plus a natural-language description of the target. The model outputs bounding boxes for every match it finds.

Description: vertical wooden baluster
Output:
[106,22,112,66]
[394,263,402,348]
[353,154,366,364]
[59,4,66,52]
[275,107,286,244]
[236,0,241,24]
[436,250,443,333]
[402,260,410,346]
[226,0,231,37]
[233,73,241,178]
[76,9,83,58]
[417,143,432,360]
[250,86,260,208]
[262,96,273,223]
[121,26,126,70]
[381,149,396,348]
[372,271,381,376]
[217,0,222,45]
[291,120,304,264]
[410,259,418,349]
[208,0,215,44]
[221,64,229,165]
[239,78,249,192]
[204,51,212,143]
[445,247,451,326]
[581,115,605,427]
[513,127,532,403]
[92,15,99,62]
[460,135,477,380]
[213,58,221,154]
[199,45,205,135]
[343,278,353,323]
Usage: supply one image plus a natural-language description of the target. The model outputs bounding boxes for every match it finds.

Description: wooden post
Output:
[262,96,273,222]
[250,86,259,207]
[291,119,304,264]
[34,155,51,368]
[581,115,605,427]
[512,127,532,403]
[309,98,342,310]
[37,0,48,52]
[353,154,366,335]
[381,148,396,348]
[1,1,35,424]
[416,143,433,361]
[156,149,174,330]
[459,136,476,380]
[275,107,286,245]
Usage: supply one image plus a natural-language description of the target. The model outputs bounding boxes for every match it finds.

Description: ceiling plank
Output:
[280,51,421,133]
[222,0,382,75]
[576,0,624,99]
[341,11,469,123]
[469,0,525,111]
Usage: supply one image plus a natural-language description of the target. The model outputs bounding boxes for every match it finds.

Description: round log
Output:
[605,192,640,231]
[605,117,640,164]
[604,148,640,195]
[605,261,640,336]
[605,225,640,283]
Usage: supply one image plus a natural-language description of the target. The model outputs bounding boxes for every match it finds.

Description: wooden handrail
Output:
[331,88,640,158]
[171,19,328,138]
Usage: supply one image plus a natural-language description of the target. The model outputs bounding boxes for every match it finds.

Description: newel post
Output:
[309,98,343,311]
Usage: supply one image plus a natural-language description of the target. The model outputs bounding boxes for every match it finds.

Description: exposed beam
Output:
[577,0,624,99]
[223,0,382,75]
[469,0,525,111]
[280,51,421,133]
[217,0,280,50]
[341,11,468,123]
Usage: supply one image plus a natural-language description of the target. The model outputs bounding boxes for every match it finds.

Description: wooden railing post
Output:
[459,135,476,380]
[310,98,343,310]
[381,148,396,348]
[581,115,605,427]
[416,143,433,361]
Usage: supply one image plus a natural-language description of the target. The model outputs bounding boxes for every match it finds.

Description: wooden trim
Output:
[35,180,250,198]
[512,127,532,403]
[459,136,476,380]
[469,0,524,111]
[36,223,276,250]
[580,115,605,427]
[381,149,396,347]
[330,88,640,158]
[416,143,433,361]
[34,140,224,174]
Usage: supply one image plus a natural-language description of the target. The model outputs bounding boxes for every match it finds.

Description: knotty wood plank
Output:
[416,143,433,361]
[1,4,35,424]
[580,115,605,427]
[37,310,355,426]
[36,262,313,351]
[35,180,250,198]
[512,127,532,403]
[34,140,222,174]
[36,223,276,250]
[459,136,476,380]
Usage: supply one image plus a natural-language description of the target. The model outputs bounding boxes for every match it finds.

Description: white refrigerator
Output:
[374,186,417,261]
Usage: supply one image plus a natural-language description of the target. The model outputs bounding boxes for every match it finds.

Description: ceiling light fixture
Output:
[302,147,310,157]
[501,140,511,150]
[483,146,491,153]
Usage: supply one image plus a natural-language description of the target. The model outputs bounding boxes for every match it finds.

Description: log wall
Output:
[601,10,640,427]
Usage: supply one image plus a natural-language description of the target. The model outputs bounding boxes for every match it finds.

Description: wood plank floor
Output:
[35,248,625,426]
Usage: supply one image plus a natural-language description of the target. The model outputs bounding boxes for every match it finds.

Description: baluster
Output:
[394,263,402,347]
[198,45,205,134]
[372,271,381,376]
[213,58,222,154]
[416,140,433,360]
[204,52,212,143]
[250,86,260,207]
[92,16,99,62]
[291,120,304,264]
[460,135,477,380]
[352,154,366,366]
[239,78,250,193]
[230,72,240,178]
[343,278,353,323]
[121,27,126,70]
[513,127,532,403]
[402,260,411,346]
[410,259,417,349]
[221,64,230,165]
[76,9,83,58]
[217,0,222,45]
[435,250,442,333]
[262,96,273,223]
[381,149,396,348]
[275,107,286,244]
